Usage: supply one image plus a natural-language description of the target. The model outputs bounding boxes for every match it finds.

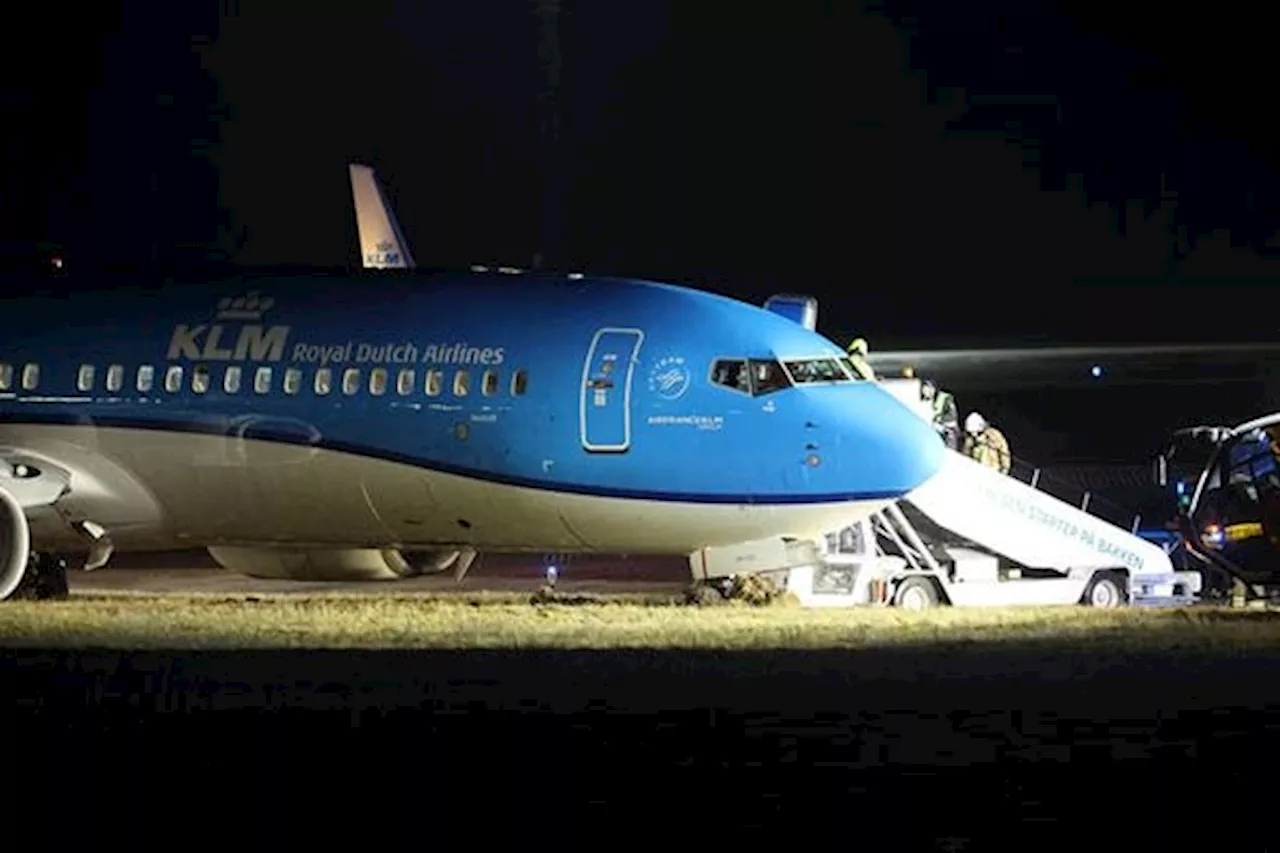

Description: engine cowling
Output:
[206,546,463,582]
[0,487,32,601]
[381,548,463,577]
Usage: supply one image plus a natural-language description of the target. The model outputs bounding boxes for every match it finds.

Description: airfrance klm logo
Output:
[167,291,291,362]
[647,355,691,401]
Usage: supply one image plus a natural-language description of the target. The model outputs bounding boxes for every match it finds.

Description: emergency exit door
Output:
[580,327,645,452]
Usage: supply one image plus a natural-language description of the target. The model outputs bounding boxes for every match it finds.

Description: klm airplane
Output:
[0,187,944,600]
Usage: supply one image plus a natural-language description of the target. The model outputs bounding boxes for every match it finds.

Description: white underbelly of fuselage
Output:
[0,424,887,555]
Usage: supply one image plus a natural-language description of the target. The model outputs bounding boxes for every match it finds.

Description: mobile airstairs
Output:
[690,448,1202,609]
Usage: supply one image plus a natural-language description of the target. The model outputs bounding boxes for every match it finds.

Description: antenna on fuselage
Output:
[349,163,416,270]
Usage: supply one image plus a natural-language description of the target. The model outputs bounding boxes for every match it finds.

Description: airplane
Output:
[0,188,945,600]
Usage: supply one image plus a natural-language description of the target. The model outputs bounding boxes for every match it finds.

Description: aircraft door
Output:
[580,327,645,452]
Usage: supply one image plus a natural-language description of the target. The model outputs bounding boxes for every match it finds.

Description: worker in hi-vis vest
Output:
[846,337,876,380]
[921,379,960,451]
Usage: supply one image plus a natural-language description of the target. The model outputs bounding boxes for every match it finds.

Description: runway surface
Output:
[69,549,690,597]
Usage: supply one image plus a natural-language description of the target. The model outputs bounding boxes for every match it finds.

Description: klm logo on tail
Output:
[349,163,415,270]
[365,240,403,268]
[167,292,292,362]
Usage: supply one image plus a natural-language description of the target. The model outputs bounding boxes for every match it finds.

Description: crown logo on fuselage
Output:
[376,240,394,253]
[216,292,275,321]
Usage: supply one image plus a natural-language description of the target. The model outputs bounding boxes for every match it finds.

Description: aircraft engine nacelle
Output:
[206,546,465,582]
[381,548,464,577]
[0,487,32,600]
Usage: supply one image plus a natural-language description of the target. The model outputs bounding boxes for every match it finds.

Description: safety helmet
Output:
[901,365,915,379]
[964,411,986,435]
[847,337,868,357]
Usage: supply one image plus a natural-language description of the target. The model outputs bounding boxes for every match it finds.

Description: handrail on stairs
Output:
[1006,454,1148,534]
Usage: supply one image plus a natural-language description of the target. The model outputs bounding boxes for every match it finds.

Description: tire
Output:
[1082,572,1127,608]
[894,576,939,611]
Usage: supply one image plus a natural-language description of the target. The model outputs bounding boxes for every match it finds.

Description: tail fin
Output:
[348,163,416,269]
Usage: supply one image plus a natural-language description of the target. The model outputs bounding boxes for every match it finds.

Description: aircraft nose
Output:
[833,385,945,496]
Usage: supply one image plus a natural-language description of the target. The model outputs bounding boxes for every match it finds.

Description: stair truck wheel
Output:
[894,575,940,611]
[1082,571,1127,608]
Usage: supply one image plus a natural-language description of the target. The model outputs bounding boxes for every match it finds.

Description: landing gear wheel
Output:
[1082,572,1127,608]
[10,553,70,601]
[894,576,939,611]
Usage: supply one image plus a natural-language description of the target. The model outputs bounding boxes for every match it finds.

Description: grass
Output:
[4,591,1280,652]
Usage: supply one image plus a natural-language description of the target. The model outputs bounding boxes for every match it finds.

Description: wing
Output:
[866,343,1280,389]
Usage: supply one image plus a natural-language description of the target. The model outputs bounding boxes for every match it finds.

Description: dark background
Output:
[9,7,1280,828]
[3,0,1278,462]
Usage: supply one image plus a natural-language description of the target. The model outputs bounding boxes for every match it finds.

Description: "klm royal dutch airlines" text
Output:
[166,323,505,367]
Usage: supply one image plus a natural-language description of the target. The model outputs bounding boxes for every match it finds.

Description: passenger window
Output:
[342,368,360,395]
[397,369,415,396]
[106,364,124,393]
[164,365,182,393]
[254,366,272,394]
[283,368,302,395]
[750,359,790,396]
[425,369,442,396]
[137,365,155,393]
[0,363,11,391]
[511,369,528,396]
[314,368,332,395]
[482,369,499,396]
[453,369,470,397]
[21,363,39,391]
[710,359,750,394]
[77,364,95,392]
[191,365,211,394]
[369,368,388,396]
[224,365,242,394]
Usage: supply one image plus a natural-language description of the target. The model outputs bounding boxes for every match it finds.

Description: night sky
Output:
[3,1,1279,461]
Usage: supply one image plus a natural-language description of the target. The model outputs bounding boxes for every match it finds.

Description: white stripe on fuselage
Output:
[0,424,887,555]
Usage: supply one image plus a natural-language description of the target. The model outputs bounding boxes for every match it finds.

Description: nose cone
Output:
[831,385,945,497]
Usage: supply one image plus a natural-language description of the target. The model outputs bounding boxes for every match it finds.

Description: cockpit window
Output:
[711,358,792,396]
[784,358,850,384]
[750,359,790,395]
[711,359,752,394]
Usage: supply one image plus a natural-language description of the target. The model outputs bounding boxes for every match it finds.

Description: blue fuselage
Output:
[0,269,943,519]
